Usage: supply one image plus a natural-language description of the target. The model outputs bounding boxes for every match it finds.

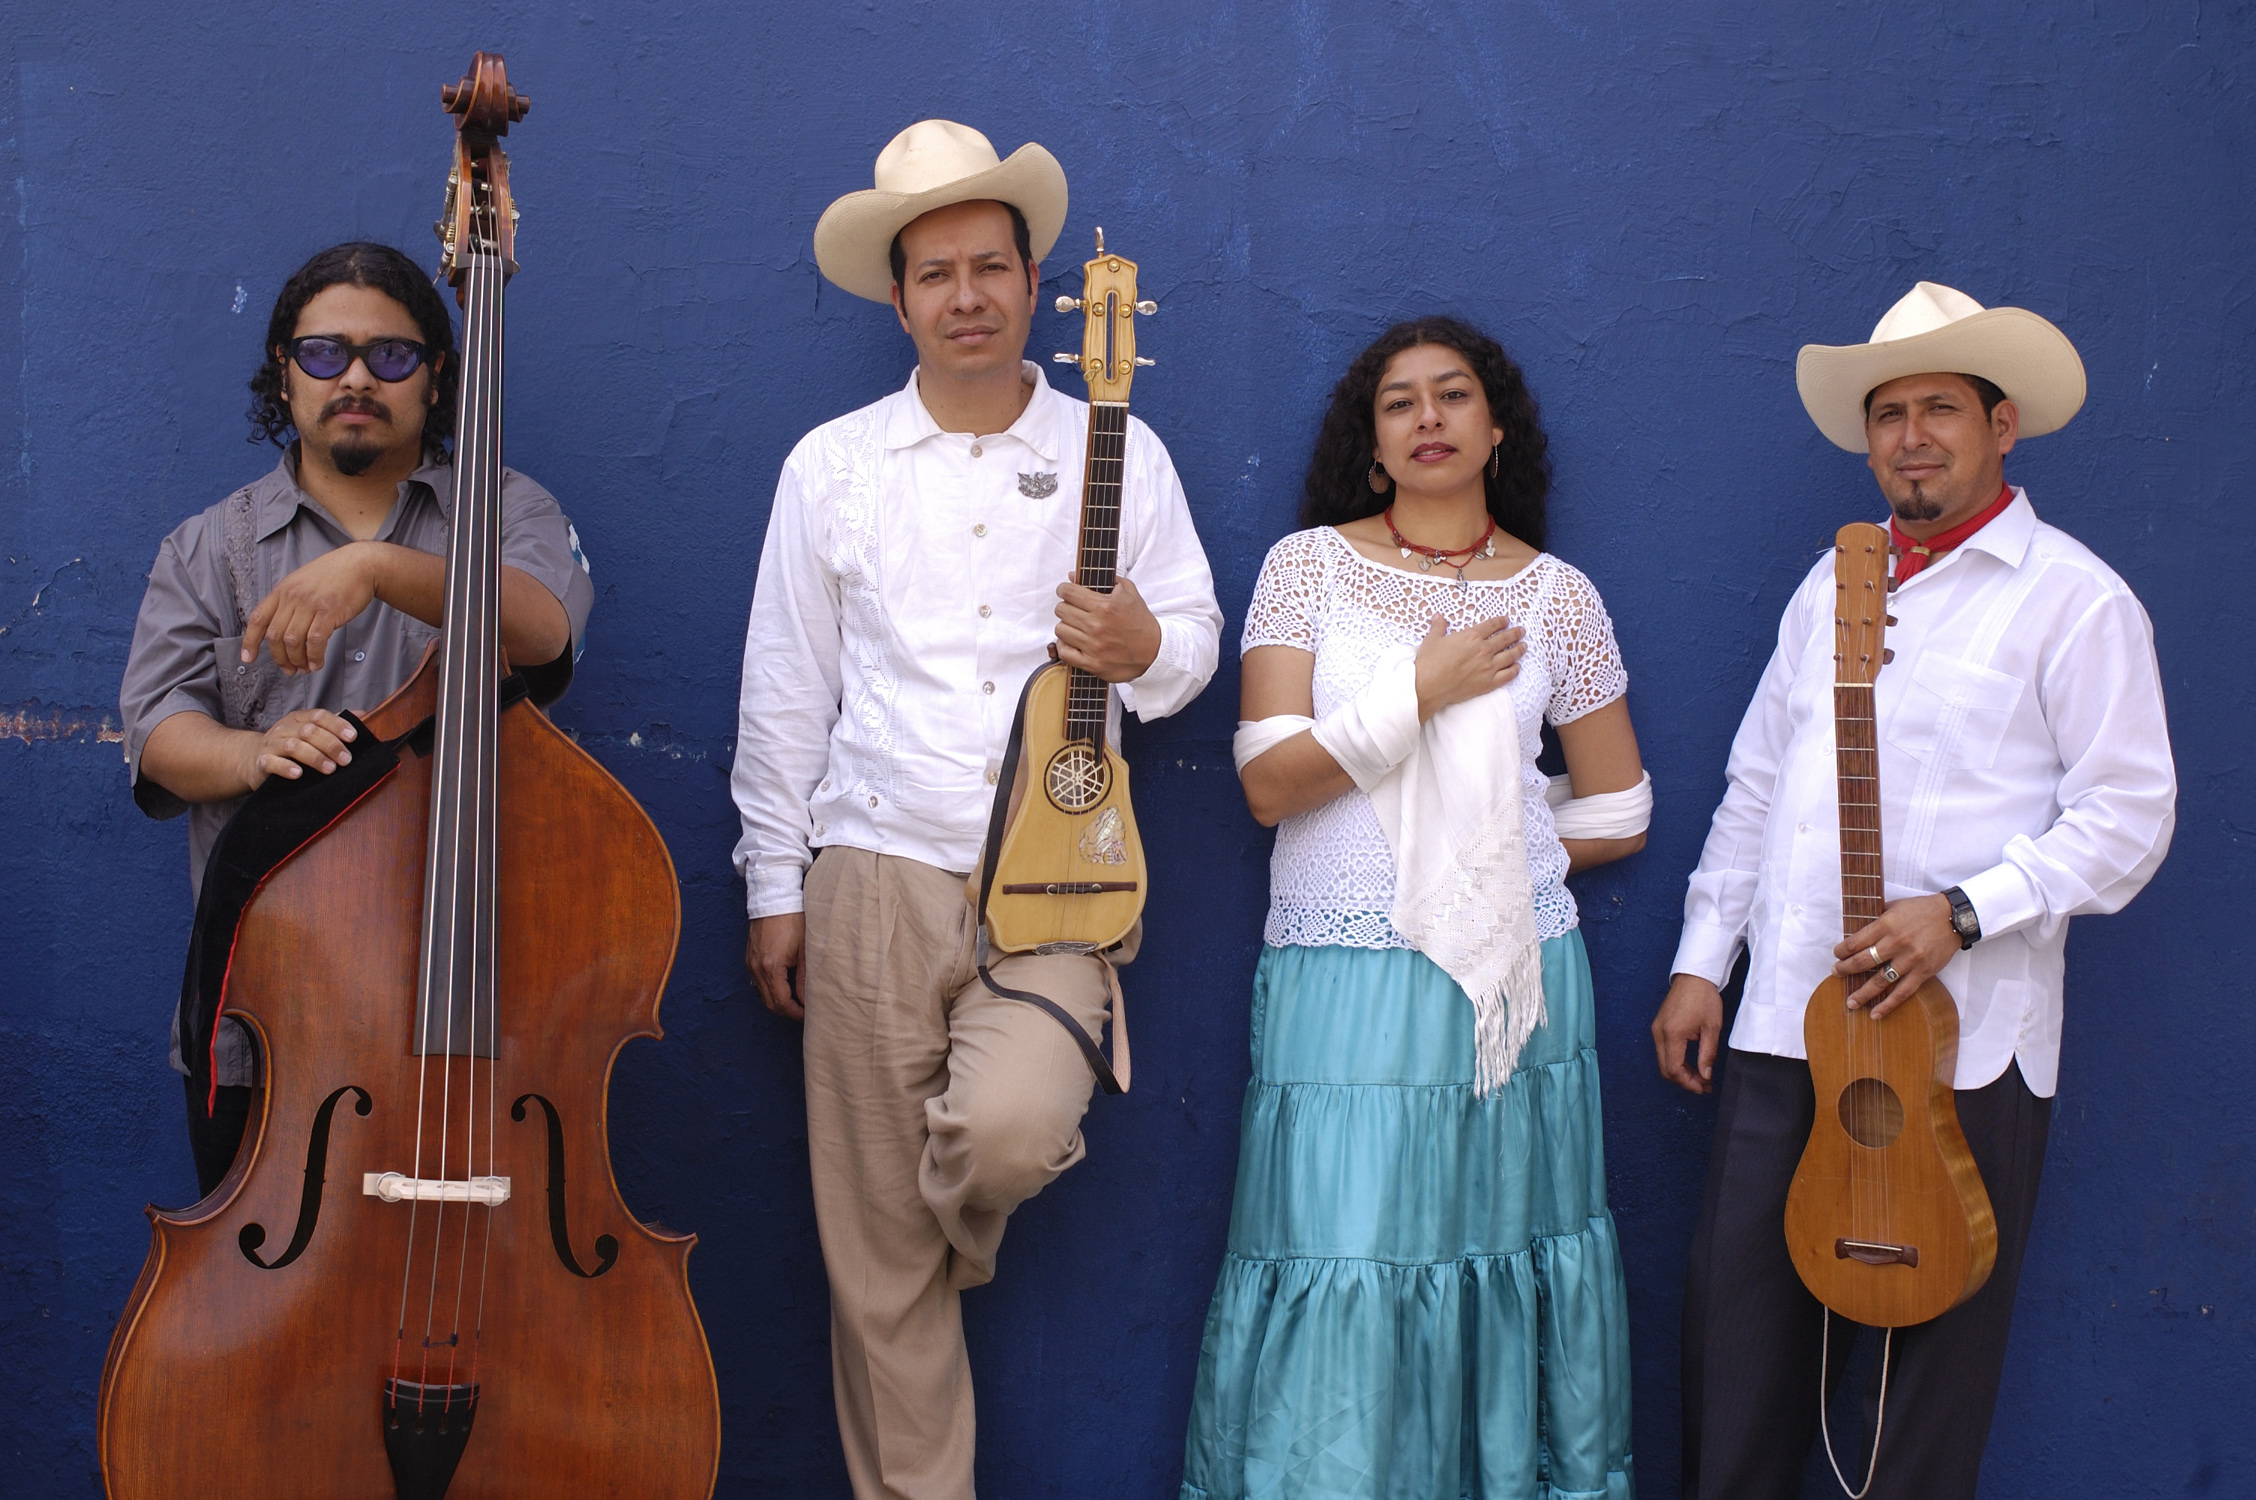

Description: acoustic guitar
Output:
[1782,522,1997,1328]
[977,230,1156,958]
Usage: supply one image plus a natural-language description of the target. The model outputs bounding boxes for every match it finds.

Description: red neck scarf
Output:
[1892,482,2015,583]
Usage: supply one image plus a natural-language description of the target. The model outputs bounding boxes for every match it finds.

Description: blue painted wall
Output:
[4,4,2248,1495]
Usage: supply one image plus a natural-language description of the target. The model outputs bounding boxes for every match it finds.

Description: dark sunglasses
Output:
[284,335,434,382]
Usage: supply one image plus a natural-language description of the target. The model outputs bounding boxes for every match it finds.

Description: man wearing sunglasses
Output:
[118,241,594,1197]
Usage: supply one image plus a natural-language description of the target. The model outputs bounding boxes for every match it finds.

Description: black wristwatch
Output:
[1942,886,1981,949]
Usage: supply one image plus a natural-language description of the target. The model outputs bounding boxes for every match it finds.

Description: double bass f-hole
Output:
[512,1093,618,1278]
[239,1084,371,1270]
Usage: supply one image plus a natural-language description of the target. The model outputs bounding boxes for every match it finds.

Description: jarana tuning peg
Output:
[1134,357,1155,367]
[1135,300,1157,315]
[1053,353,1078,364]
[1882,648,1896,664]
[1055,296,1084,313]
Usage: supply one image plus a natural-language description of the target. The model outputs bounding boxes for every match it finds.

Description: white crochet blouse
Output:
[1242,526,1629,950]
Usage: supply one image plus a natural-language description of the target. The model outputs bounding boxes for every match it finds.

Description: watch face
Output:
[1953,908,1978,936]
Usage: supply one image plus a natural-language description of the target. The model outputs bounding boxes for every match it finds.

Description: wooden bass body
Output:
[98,658,721,1498]
[1785,971,1997,1327]
[985,659,1146,954]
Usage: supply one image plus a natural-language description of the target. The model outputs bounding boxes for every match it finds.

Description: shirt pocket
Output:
[214,634,309,733]
[1884,651,2024,773]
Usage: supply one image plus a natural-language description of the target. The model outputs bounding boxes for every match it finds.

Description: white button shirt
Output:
[1671,491,2175,1094]
[732,363,1222,919]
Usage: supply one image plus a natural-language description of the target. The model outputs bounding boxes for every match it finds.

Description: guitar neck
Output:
[1066,401,1128,743]
[1834,681,1885,939]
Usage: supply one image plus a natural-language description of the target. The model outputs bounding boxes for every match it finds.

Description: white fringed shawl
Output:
[1234,644,1545,1095]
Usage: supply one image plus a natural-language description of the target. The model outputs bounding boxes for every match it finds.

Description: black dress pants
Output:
[183,1074,256,1200]
[1682,1047,2052,1500]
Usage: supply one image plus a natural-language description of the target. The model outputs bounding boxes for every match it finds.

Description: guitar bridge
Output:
[1835,1237,1919,1267]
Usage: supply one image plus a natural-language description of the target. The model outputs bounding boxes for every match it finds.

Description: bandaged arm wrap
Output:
[1544,770,1653,839]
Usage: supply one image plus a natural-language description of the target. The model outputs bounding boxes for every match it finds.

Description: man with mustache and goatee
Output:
[1653,283,2177,1499]
[119,242,593,1200]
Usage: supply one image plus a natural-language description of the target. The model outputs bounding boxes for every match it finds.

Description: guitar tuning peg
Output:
[1135,300,1157,315]
[1882,648,1896,664]
[1055,296,1084,313]
[1053,353,1078,364]
[1134,356,1155,367]
[1886,614,1898,626]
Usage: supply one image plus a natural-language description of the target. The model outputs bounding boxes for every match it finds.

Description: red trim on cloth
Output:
[1892,482,2015,583]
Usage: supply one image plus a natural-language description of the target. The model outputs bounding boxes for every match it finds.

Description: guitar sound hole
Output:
[1045,745,1110,812]
[1837,1077,1906,1148]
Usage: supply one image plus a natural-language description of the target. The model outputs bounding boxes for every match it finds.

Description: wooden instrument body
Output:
[1786,971,1997,1327]
[981,232,1153,956]
[1782,520,1997,1329]
[98,657,721,1498]
[985,660,1146,953]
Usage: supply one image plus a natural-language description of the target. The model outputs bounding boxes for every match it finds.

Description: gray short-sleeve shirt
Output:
[120,450,594,1081]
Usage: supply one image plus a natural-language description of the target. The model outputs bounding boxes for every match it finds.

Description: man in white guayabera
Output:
[1653,283,2177,1500]
[729,121,1220,1499]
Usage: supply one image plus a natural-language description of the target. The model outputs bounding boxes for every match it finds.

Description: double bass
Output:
[99,54,720,1499]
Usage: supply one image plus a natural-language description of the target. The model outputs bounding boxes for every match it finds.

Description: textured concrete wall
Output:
[4,4,2249,1495]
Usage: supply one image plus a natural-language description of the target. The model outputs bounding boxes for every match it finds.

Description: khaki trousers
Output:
[801,847,1129,1500]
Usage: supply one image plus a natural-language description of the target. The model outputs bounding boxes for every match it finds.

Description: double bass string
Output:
[393,193,503,1406]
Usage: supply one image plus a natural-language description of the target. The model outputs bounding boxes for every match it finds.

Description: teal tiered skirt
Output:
[1180,934,1634,1500]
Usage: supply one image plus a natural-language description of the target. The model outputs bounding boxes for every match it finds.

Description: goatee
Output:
[330,437,383,477]
[1891,484,1944,524]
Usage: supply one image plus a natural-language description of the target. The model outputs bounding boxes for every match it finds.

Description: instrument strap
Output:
[972,662,1130,1096]
[1818,1307,1893,1499]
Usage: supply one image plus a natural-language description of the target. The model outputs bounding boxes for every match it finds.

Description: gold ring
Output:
[1867,945,1883,967]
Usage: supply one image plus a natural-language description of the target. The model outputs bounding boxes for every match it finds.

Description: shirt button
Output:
[978,604,992,618]
[868,796,879,808]
[973,523,987,537]
[353,650,367,663]
[985,768,1000,785]
[970,443,984,458]
[235,664,247,676]
[1797,822,1810,834]
[982,681,996,695]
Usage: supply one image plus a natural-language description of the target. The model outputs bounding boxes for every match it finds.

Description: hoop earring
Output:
[1489,443,1500,479]
[1367,460,1390,495]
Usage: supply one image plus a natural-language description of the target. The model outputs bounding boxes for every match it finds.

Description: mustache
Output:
[319,394,392,424]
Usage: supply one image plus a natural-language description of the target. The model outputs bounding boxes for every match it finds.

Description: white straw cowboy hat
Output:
[1795,281,2086,452]
[813,120,1068,303]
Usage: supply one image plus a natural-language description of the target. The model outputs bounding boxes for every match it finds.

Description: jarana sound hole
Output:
[1837,1077,1906,1148]
[1045,744,1111,812]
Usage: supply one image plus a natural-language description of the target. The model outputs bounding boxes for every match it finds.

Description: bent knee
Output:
[930,1089,1086,1203]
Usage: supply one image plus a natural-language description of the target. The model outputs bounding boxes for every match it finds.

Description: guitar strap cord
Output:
[969,666,1130,1097]
[1818,1308,1893,1500]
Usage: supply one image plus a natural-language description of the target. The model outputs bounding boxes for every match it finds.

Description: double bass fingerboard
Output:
[1064,400,1128,745]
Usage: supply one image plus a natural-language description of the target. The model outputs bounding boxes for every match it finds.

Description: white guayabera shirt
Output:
[1671,491,2177,1095]
[732,362,1222,920]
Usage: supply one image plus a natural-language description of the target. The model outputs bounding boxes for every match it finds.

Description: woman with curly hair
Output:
[1180,316,1647,1499]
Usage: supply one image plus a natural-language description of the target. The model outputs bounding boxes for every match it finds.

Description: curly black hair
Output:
[1300,315,1550,550]
[248,242,457,464]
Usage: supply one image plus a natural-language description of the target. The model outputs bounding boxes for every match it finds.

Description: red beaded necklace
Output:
[1383,506,1498,584]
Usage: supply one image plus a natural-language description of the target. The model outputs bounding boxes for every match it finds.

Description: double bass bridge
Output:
[363,1172,512,1206]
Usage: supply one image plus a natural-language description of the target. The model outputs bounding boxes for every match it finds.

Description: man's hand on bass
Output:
[1053,574,1162,683]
